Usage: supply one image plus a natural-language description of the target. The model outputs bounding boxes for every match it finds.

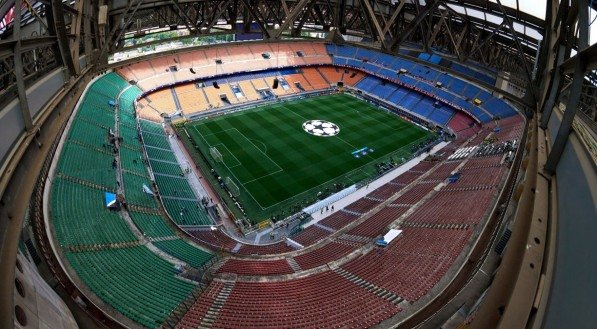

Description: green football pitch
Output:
[185,93,435,222]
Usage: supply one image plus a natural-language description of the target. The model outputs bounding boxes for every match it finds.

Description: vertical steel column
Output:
[70,0,85,75]
[544,0,589,174]
[539,44,566,129]
[51,0,77,76]
[14,0,33,131]
[83,0,93,62]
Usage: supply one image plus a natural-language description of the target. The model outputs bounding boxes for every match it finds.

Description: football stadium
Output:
[0,1,595,329]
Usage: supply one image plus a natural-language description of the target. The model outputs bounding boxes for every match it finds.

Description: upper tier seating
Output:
[118,42,333,91]
[66,246,196,328]
[51,177,137,247]
[126,42,515,138]
[50,73,217,328]
[326,43,518,123]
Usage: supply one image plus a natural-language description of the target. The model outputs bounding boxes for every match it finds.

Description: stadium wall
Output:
[0,68,66,170]
[471,106,596,328]
[0,66,94,329]
[540,108,597,329]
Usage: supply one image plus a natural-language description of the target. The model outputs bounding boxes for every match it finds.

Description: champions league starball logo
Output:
[302,120,340,137]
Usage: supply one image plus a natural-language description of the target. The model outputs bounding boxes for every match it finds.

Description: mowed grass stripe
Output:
[200,120,280,184]
[189,93,435,216]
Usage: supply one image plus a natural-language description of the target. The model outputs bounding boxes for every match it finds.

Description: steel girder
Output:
[102,1,541,82]
[0,0,100,125]
[0,1,99,326]
[537,0,593,173]
[104,1,542,53]
[13,0,33,130]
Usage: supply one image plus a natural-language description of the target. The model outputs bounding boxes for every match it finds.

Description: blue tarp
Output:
[104,192,117,208]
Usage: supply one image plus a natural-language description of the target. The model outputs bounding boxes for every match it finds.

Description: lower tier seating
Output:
[187,228,239,251]
[130,211,175,238]
[216,258,294,276]
[291,225,332,247]
[237,242,295,255]
[294,242,355,270]
[162,198,212,226]
[153,239,214,269]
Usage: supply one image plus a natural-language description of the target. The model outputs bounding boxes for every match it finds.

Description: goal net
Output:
[210,147,223,163]
[225,177,240,197]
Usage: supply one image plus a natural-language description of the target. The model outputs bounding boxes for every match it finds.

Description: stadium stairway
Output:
[286,257,303,272]
[333,268,404,305]
[196,281,235,328]
[170,87,183,112]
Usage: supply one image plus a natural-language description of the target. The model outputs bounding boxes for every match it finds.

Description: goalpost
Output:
[209,147,223,163]
[225,177,240,197]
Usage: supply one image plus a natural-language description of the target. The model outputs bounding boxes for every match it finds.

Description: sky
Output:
[494,0,597,45]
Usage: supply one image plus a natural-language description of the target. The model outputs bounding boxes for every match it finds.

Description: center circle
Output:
[302,120,340,137]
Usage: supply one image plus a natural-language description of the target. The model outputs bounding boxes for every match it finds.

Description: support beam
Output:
[14,0,33,131]
[23,0,49,32]
[83,0,93,62]
[539,44,566,129]
[426,9,448,50]
[390,0,440,51]
[454,22,468,61]
[198,0,233,33]
[171,0,200,34]
[281,0,290,16]
[99,0,143,60]
[543,56,587,174]
[360,0,387,49]
[544,0,589,174]
[273,0,311,39]
[292,0,316,37]
[238,0,271,39]
[559,42,597,73]
[336,0,346,33]
[381,0,406,37]
[495,0,538,102]
[69,0,84,75]
[467,22,507,61]
[51,0,77,76]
